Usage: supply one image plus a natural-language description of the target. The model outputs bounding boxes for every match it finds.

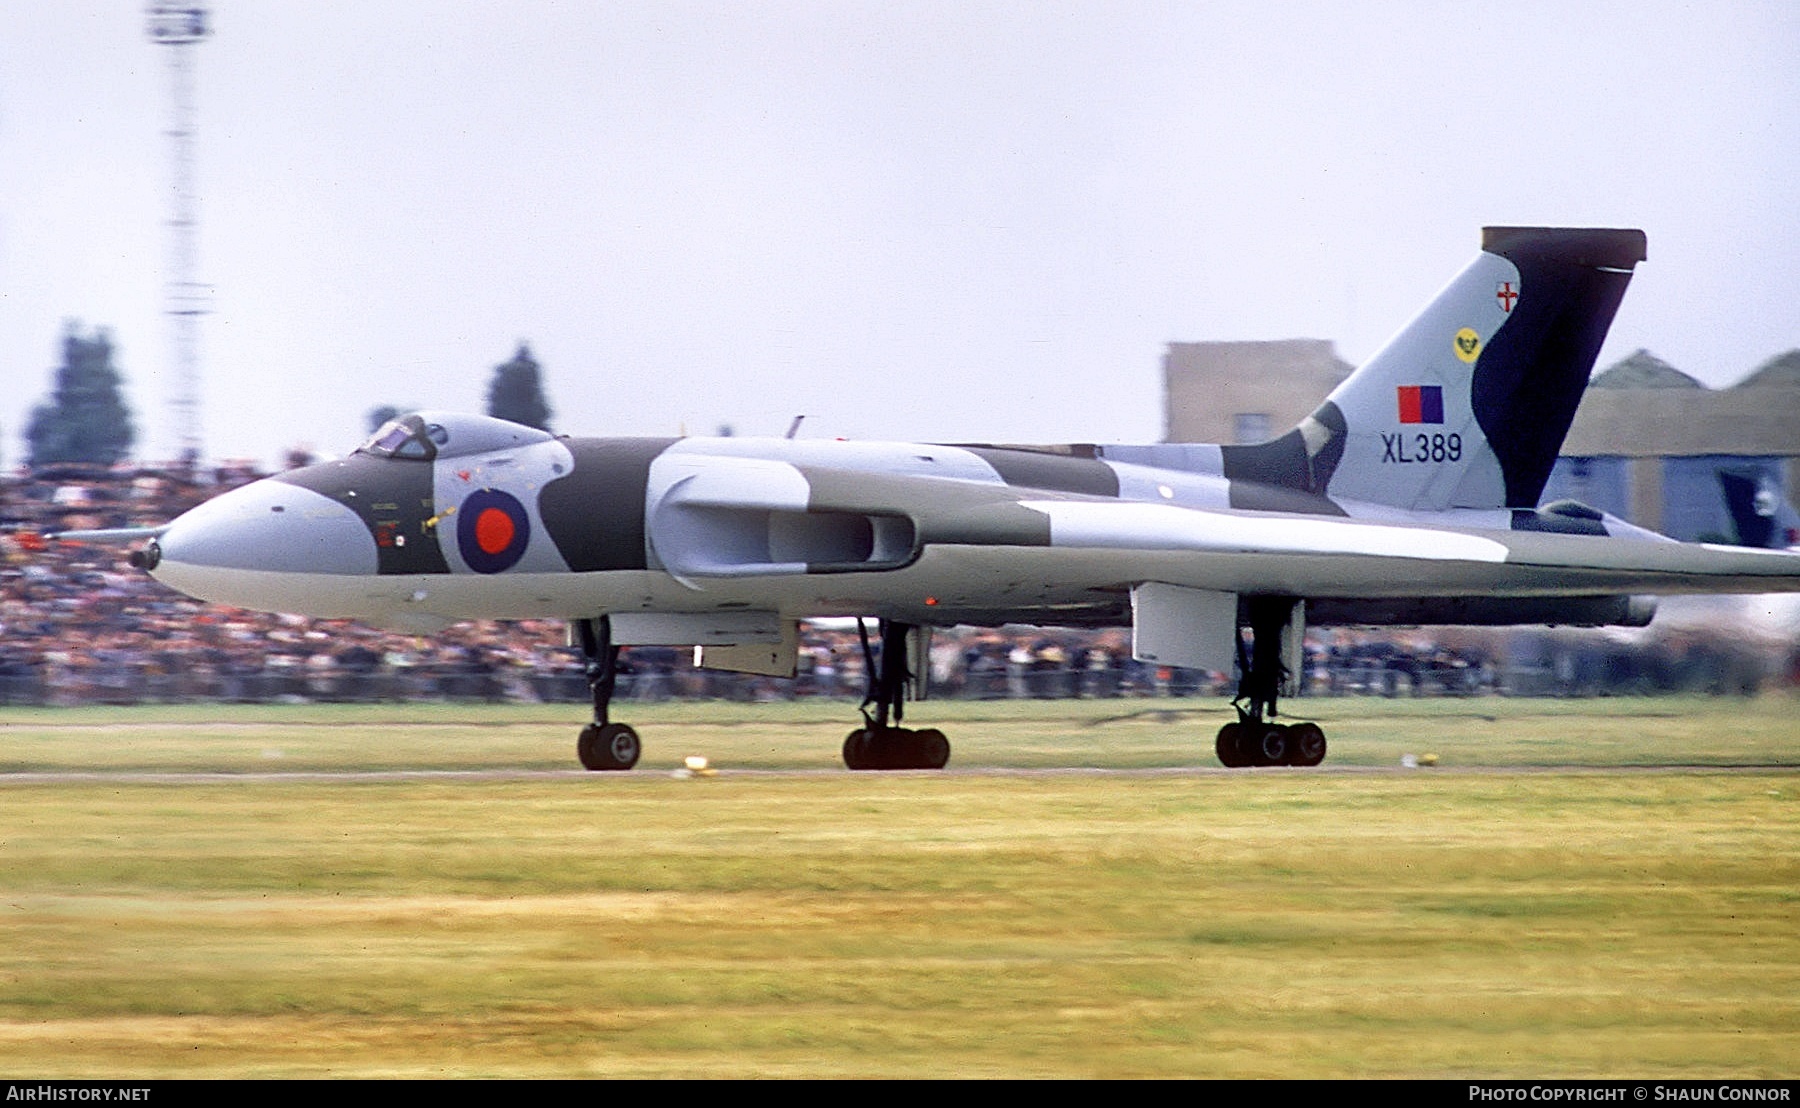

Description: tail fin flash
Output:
[1260,227,1647,513]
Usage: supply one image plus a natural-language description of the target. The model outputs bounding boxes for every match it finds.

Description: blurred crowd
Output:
[2,461,1794,707]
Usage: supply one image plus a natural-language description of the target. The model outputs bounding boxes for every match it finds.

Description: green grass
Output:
[0,695,1795,1076]
[1,693,1795,772]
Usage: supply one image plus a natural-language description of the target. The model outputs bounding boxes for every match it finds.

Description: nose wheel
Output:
[578,721,641,771]
[573,616,640,771]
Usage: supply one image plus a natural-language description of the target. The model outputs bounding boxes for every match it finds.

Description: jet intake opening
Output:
[768,510,914,569]
[654,504,917,577]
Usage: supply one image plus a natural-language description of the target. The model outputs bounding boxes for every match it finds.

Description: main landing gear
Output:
[1215,597,1327,768]
[574,616,641,771]
[842,619,950,771]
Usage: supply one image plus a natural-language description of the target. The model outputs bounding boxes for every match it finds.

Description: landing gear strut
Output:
[842,619,950,770]
[574,616,641,771]
[1215,597,1327,768]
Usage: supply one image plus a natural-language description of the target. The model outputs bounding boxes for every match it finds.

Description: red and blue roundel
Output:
[456,489,531,574]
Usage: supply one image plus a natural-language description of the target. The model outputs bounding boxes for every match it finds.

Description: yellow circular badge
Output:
[1453,327,1482,364]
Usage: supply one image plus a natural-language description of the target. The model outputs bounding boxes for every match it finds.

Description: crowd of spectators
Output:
[2,459,1793,708]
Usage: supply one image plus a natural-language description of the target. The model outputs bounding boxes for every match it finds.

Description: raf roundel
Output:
[456,488,531,574]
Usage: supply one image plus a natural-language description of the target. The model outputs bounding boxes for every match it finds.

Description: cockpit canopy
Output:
[357,411,556,462]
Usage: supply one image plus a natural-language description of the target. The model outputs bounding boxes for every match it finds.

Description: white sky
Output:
[2,1,1796,467]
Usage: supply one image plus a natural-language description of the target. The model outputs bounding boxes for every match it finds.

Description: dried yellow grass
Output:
[0,697,1794,1076]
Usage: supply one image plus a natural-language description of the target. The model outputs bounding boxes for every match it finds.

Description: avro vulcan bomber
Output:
[88,228,1800,770]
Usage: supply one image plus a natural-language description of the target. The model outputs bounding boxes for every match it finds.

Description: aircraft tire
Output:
[1253,725,1289,767]
[843,728,874,770]
[917,728,951,769]
[1289,723,1327,767]
[1215,723,1248,768]
[578,722,641,771]
[845,726,949,770]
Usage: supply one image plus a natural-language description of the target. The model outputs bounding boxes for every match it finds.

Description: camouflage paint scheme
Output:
[148,229,1800,655]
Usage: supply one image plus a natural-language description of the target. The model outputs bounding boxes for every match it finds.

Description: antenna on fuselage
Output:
[785,415,806,440]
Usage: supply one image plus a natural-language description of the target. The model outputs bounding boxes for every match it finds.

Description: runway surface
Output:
[1,762,1794,784]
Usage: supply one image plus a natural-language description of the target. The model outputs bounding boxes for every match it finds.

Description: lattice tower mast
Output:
[146,3,211,466]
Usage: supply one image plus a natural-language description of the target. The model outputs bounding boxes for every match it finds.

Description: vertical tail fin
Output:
[1243,227,1647,513]
[1719,467,1800,549]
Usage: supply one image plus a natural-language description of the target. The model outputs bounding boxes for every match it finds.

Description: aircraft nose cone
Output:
[151,478,378,600]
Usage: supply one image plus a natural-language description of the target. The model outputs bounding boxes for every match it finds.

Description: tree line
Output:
[17,326,557,467]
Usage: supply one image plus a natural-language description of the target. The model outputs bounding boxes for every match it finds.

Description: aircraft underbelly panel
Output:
[151,532,1800,632]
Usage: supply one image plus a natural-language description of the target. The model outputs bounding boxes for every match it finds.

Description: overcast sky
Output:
[2,1,1796,467]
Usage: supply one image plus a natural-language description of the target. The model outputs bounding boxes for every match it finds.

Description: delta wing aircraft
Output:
[90,227,1800,770]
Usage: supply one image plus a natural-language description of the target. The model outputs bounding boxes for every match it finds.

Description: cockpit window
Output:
[355,411,556,461]
[358,416,437,461]
[363,422,409,454]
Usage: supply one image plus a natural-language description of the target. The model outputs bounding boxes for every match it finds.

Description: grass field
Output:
[0,695,1795,1077]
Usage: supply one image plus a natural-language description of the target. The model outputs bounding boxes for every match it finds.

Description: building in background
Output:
[1164,342,1800,543]
[1547,350,1800,542]
[1162,339,1351,445]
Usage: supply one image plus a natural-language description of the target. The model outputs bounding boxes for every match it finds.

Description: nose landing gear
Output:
[574,616,640,771]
